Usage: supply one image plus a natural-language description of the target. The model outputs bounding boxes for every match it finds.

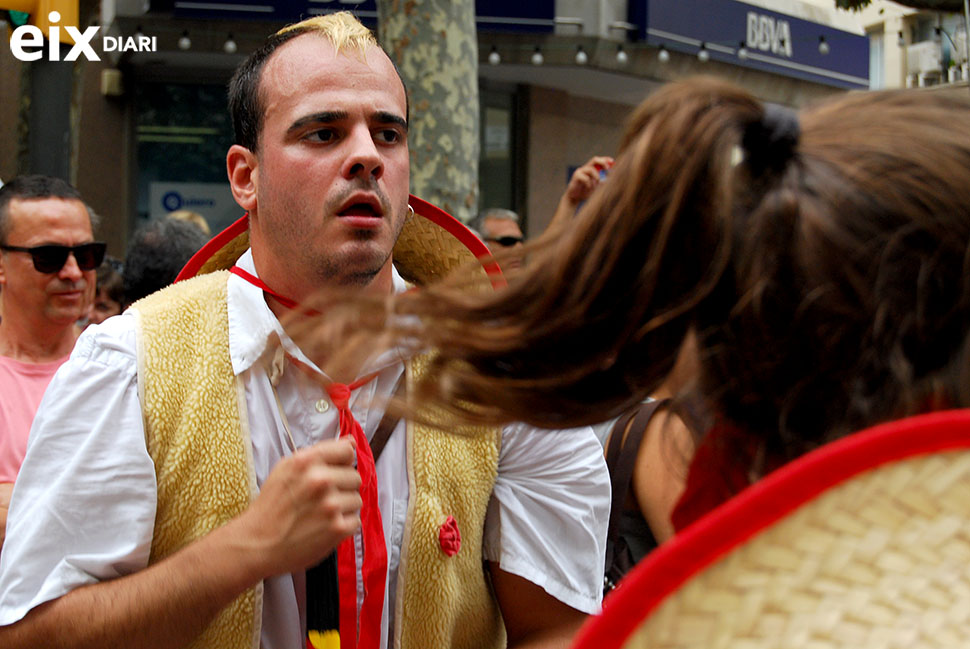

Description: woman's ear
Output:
[227,144,258,213]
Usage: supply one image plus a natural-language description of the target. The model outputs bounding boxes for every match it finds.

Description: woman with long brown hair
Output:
[358,76,970,527]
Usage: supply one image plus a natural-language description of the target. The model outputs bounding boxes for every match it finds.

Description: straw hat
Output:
[573,409,970,649]
[176,194,502,286]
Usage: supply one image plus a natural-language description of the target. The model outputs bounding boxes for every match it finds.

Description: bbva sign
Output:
[746,11,793,58]
[8,11,156,62]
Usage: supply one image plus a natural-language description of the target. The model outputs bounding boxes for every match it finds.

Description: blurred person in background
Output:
[84,256,124,326]
[167,209,211,236]
[471,207,524,252]
[122,217,209,307]
[470,207,525,270]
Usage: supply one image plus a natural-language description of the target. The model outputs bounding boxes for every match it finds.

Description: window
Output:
[478,84,524,226]
[134,82,237,233]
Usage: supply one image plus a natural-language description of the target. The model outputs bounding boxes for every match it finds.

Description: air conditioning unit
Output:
[907,40,942,74]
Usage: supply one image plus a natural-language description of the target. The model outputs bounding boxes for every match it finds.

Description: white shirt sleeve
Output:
[483,423,610,614]
[0,314,157,626]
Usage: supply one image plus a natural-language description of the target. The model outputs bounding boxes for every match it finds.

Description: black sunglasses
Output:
[486,236,524,248]
[1,242,107,274]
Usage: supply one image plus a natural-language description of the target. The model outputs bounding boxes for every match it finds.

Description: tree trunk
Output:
[376,0,480,224]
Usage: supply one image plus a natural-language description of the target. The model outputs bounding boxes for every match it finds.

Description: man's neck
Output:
[260,266,396,385]
[259,260,396,320]
[0,314,78,363]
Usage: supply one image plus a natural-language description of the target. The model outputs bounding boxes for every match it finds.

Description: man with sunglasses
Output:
[471,207,525,270]
[0,175,103,550]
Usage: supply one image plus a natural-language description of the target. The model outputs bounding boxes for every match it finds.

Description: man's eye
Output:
[375,129,401,144]
[306,129,336,143]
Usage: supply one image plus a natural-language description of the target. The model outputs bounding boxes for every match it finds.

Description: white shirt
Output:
[0,250,610,648]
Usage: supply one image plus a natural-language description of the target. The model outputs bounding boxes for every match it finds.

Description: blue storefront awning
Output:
[629,0,869,89]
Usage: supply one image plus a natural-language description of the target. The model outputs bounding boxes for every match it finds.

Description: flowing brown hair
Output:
[316,77,970,466]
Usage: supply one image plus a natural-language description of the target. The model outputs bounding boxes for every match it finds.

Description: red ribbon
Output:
[230,266,321,315]
[329,379,387,649]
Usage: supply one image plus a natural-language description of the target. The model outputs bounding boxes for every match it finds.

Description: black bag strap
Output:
[370,376,406,463]
[604,410,637,480]
[604,399,671,571]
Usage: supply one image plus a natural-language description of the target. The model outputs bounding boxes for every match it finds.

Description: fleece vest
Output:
[134,270,504,649]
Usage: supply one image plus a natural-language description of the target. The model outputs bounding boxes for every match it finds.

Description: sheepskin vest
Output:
[134,271,504,649]
[397,351,505,649]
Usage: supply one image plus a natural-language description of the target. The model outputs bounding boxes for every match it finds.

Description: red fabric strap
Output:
[329,380,387,649]
[230,266,320,314]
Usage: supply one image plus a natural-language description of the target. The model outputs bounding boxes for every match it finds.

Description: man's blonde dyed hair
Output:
[276,11,378,54]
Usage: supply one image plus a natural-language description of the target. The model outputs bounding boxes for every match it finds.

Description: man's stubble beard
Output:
[314,235,386,287]
[312,207,408,288]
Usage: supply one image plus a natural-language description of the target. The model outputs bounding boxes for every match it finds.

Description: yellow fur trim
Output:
[134,271,260,649]
[396,352,506,649]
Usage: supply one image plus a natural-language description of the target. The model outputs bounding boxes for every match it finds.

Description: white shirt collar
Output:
[226,248,408,377]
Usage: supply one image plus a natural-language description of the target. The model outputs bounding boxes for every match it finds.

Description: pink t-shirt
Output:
[0,355,67,483]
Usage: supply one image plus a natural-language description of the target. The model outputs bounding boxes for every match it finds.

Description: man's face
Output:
[240,35,410,298]
[483,217,524,270]
[0,198,95,326]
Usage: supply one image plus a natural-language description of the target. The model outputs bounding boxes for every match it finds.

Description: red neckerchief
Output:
[230,265,387,649]
[230,266,321,315]
[327,379,387,649]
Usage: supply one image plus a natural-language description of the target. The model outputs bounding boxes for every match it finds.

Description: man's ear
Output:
[227,144,258,213]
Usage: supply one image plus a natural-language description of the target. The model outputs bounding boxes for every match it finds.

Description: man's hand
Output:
[225,436,363,580]
[0,438,361,649]
[0,482,12,550]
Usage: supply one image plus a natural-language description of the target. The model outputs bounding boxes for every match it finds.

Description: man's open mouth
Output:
[339,203,381,217]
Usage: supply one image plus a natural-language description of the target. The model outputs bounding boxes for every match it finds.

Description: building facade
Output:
[853,0,969,91]
[0,0,868,250]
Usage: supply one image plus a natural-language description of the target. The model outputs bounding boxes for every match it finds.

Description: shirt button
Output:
[315,399,330,413]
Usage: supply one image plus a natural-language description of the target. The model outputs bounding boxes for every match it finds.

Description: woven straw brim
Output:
[394,196,498,287]
[192,227,251,277]
[395,205,483,285]
[621,448,970,648]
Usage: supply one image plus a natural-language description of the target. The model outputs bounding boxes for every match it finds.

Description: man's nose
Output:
[342,127,383,180]
[58,252,84,281]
